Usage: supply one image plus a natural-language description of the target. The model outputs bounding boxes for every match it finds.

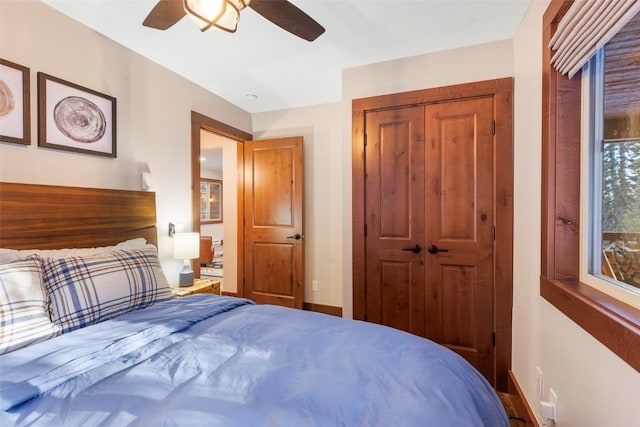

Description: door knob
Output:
[427,245,449,254]
[287,233,302,240]
[402,244,422,254]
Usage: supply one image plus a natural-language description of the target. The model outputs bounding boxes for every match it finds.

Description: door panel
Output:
[364,106,426,336]
[425,97,495,382]
[363,97,495,384]
[243,137,303,308]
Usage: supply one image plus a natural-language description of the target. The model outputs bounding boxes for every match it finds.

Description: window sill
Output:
[540,277,640,372]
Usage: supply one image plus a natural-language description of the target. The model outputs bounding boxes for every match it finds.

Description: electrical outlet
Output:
[540,388,558,424]
[312,280,319,292]
[536,367,543,399]
[549,388,558,422]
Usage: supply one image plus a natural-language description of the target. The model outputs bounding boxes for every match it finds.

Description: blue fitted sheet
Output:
[0,295,508,426]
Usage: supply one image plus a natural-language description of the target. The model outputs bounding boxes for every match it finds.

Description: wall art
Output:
[38,72,116,157]
[0,59,30,145]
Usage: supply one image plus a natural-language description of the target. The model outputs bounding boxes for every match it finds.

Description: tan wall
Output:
[0,0,251,283]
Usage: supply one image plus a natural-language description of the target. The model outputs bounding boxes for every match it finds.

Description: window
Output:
[586,14,640,295]
[200,179,222,223]
[542,0,640,373]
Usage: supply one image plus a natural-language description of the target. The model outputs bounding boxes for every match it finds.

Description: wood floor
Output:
[498,392,537,426]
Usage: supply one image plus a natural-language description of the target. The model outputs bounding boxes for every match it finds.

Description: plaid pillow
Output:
[42,245,174,333]
[0,258,61,354]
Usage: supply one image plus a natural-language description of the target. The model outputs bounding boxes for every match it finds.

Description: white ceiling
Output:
[41,0,531,114]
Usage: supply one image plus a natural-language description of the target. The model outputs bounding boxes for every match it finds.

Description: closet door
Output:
[363,96,496,383]
[424,97,495,382]
[364,106,426,336]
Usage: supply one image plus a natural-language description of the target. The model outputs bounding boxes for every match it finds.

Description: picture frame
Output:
[0,58,30,145]
[200,178,223,223]
[37,72,116,157]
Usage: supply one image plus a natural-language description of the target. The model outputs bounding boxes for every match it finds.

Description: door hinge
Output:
[492,120,496,135]
[492,332,496,347]
[492,226,496,240]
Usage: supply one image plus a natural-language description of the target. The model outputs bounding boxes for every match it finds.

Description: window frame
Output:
[583,52,640,299]
[200,178,223,224]
[541,0,640,373]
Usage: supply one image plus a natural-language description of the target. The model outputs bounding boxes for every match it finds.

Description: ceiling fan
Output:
[143,0,325,42]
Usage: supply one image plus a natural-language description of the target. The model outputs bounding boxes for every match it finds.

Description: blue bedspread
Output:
[0,295,508,426]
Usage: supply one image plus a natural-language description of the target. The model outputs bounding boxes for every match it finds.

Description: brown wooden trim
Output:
[0,182,158,249]
[352,78,514,391]
[541,278,640,372]
[540,0,640,373]
[494,86,514,393]
[352,77,514,112]
[351,108,366,321]
[190,111,251,288]
[221,291,238,297]
[508,370,540,427]
[236,142,245,298]
[303,302,343,317]
[191,111,252,141]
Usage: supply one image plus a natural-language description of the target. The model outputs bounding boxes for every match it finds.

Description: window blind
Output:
[549,0,640,78]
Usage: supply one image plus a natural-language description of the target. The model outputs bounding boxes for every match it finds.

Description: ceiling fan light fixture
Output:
[184,0,251,33]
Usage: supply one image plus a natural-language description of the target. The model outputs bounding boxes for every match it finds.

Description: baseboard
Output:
[220,295,342,317]
[508,370,540,427]
[303,302,342,317]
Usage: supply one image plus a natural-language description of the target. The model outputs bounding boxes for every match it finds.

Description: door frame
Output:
[190,111,252,296]
[351,78,514,392]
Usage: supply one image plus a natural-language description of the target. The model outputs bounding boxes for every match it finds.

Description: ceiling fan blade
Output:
[249,0,325,42]
[143,0,186,30]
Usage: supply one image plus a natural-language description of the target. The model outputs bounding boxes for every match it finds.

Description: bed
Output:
[0,182,508,426]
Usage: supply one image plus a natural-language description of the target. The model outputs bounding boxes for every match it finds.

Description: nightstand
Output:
[171,278,221,297]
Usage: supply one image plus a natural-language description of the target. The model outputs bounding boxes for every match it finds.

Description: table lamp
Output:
[173,232,200,287]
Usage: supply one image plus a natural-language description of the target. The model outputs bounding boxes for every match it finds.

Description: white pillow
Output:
[42,244,174,333]
[0,238,148,265]
[0,257,62,354]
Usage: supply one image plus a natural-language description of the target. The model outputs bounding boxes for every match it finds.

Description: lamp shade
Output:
[173,232,200,260]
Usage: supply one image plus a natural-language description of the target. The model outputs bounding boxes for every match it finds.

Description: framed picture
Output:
[37,72,116,157]
[200,178,223,223]
[0,59,30,145]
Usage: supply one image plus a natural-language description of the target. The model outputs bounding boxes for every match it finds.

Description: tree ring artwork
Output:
[0,62,26,142]
[53,96,106,143]
[42,75,114,156]
[0,79,16,118]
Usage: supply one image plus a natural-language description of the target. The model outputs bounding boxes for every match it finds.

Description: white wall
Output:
[513,1,640,426]
[0,1,251,284]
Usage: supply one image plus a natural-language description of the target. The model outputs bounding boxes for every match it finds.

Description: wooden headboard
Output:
[0,182,158,250]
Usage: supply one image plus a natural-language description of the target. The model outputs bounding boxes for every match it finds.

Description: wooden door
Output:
[424,97,495,382]
[243,137,304,308]
[364,106,426,336]
[363,97,495,383]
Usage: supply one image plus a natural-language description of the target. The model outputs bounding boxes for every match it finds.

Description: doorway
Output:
[352,78,514,391]
[199,131,237,293]
[190,111,251,296]
[190,112,305,308]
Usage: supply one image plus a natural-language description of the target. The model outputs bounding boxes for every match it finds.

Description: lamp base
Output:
[178,270,194,287]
